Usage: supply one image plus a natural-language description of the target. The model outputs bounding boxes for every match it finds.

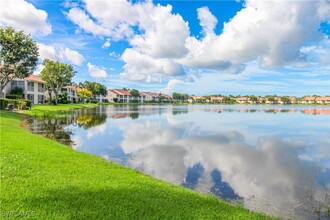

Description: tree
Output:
[130,89,139,102]
[77,88,92,103]
[250,95,258,103]
[281,96,289,104]
[80,81,107,99]
[41,59,76,105]
[0,27,38,97]
[267,96,275,104]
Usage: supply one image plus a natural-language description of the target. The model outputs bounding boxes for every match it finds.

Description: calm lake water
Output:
[28,104,330,219]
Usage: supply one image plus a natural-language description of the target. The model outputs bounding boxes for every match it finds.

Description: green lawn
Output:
[0,111,275,219]
[21,103,98,116]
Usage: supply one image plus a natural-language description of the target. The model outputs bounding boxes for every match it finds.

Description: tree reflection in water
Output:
[27,107,107,147]
[28,117,74,146]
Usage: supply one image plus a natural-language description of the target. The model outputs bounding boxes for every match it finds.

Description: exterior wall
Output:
[95,94,107,102]
[62,88,79,103]
[25,81,45,104]
[5,79,45,104]
[107,91,132,103]
[107,91,117,102]
[236,98,249,104]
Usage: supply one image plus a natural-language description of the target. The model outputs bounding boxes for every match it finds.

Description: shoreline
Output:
[0,110,275,219]
[20,102,330,118]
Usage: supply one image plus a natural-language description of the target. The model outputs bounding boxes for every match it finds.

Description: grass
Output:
[20,103,98,117]
[0,111,275,219]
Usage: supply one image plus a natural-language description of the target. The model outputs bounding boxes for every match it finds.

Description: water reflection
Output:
[28,117,74,146]
[28,105,330,219]
[122,120,328,219]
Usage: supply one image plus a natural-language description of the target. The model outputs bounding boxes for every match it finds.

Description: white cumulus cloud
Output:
[0,0,51,36]
[38,43,85,66]
[65,0,330,81]
[197,7,217,36]
[181,0,330,71]
[87,62,108,79]
[59,48,85,65]
[120,49,185,82]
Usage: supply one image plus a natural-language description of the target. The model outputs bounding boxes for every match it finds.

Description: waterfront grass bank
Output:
[20,103,98,117]
[0,111,274,219]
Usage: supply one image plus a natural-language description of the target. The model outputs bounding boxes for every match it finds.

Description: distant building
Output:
[315,97,330,105]
[188,96,205,103]
[210,96,224,103]
[274,97,283,104]
[288,96,297,104]
[107,89,172,103]
[257,97,266,104]
[61,85,80,103]
[107,89,132,103]
[235,97,249,104]
[140,92,160,102]
[301,96,316,104]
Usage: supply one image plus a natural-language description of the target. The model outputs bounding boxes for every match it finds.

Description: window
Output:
[27,82,34,91]
[27,94,34,103]
[11,81,25,89]
[38,95,44,104]
[38,83,44,92]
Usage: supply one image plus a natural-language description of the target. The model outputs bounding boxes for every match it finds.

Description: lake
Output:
[27,104,330,219]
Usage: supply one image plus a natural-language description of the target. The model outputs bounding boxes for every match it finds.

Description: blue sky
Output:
[1,0,329,96]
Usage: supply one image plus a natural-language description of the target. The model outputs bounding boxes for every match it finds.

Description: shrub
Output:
[0,98,32,110]
[0,99,9,110]
[90,99,98,104]
[58,92,69,104]
[10,86,24,95]
[26,100,32,108]
[6,94,23,99]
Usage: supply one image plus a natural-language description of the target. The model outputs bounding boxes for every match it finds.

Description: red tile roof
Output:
[210,96,223,101]
[26,74,44,83]
[315,97,330,101]
[64,85,80,90]
[191,96,204,100]
[161,94,172,99]
[236,97,249,101]
[109,89,131,96]
[302,96,316,101]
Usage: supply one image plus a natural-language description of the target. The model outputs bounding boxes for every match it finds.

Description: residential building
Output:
[274,97,283,104]
[188,96,205,103]
[95,94,107,103]
[107,89,146,103]
[257,97,266,104]
[107,89,132,102]
[160,94,173,102]
[107,89,173,103]
[235,97,249,104]
[61,85,80,103]
[315,97,330,105]
[210,96,224,103]
[140,92,160,102]
[288,96,297,104]
[301,96,316,104]
[4,75,46,104]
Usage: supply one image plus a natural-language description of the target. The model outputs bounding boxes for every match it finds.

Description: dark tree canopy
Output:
[130,89,139,98]
[0,26,38,97]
